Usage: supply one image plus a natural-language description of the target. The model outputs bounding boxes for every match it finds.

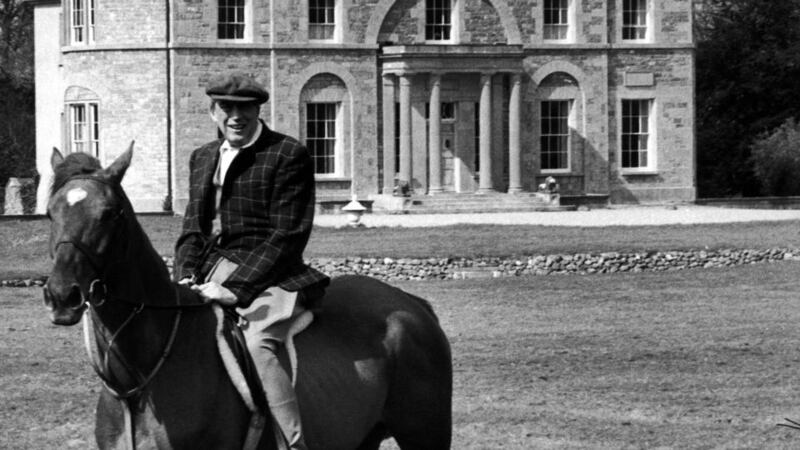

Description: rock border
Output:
[4,247,799,287]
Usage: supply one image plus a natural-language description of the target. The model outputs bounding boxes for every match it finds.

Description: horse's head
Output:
[43,142,134,325]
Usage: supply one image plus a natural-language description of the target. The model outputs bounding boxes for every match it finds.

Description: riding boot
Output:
[250,340,307,450]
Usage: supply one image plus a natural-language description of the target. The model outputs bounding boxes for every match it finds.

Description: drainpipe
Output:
[164,0,173,212]
[269,0,275,128]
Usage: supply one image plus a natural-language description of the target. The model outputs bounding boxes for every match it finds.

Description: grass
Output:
[5,262,800,448]
[2,215,800,279]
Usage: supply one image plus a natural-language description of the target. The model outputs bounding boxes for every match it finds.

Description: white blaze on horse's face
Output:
[66,188,88,206]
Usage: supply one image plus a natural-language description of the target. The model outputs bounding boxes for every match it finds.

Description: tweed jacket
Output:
[174,122,329,307]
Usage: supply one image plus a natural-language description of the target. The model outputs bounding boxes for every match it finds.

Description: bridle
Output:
[50,174,206,401]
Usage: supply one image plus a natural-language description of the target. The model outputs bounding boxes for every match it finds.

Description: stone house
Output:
[28,0,695,213]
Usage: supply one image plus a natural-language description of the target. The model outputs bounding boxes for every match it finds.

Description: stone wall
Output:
[2,247,796,287]
[607,49,695,203]
[93,0,165,45]
[60,50,169,212]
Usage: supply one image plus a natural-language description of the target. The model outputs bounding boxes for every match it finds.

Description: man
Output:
[174,72,328,450]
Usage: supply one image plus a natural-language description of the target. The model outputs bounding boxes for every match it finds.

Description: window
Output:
[622,0,648,41]
[70,0,95,44]
[540,101,571,171]
[543,0,570,41]
[621,99,654,170]
[68,102,99,156]
[426,0,452,41]
[425,102,456,121]
[309,0,336,41]
[218,0,246,40]
[307,103,339,175]
[441,102,455,121]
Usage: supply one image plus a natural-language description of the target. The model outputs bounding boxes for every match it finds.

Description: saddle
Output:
[213,305,313,414]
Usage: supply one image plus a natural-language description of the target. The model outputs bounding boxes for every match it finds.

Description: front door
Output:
[441,126,455,191]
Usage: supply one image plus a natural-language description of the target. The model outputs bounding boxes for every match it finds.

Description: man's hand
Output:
[191,281,238,306]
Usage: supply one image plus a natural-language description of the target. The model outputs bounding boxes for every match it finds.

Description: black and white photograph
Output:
[3,0,800,448]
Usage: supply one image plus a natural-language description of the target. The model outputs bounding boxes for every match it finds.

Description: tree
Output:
[750,118,800,196]
[695,0,800,197]
[0,0,34,190]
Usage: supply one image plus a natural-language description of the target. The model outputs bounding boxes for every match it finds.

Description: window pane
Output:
[309,0,335,40]
[218,0,246,39]
[540,100,570,170]
[622,0,648,40]
[307,102,338,174]
[71,103,97,155]
[544,0,569,40]
[72,0,85,43]
[426,0,452,41]
[621,99,651,169]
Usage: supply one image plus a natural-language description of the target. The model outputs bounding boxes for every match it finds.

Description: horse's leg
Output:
[94,391,125,450]
[383,311,452,450]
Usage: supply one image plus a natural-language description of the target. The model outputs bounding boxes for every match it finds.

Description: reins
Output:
[50,174,210,400]
[83,300,183,399]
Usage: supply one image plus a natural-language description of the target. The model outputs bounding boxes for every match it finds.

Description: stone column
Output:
[381,74,396,194]
[508,73,523,193]
[428,73,443,194]
[398,74,413,191]
[478,72,494,193]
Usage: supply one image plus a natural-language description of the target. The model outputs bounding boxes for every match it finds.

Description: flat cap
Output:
[206,72,269,104]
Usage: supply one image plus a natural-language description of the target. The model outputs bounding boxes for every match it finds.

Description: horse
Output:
[42,143,452,450]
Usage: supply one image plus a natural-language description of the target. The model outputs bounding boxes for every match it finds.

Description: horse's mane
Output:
[51,152,104,196]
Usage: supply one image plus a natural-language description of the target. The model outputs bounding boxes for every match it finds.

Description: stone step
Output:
[317,192,574,214]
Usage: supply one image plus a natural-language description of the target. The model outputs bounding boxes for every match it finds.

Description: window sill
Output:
[309,39,341,44]
[424,40,459,45]
[621,170,659,176]
[216,39,253,44]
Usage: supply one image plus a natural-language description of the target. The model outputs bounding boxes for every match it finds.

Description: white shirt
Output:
[214,121,263,188]
[211,122,263,235]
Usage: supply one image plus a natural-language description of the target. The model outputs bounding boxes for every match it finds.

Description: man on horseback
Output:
[174,72,329,450]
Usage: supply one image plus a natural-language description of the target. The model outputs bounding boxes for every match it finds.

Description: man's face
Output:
[210,100,260,147]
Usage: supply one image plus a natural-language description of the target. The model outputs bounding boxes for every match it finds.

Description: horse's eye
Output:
[100,209,117,222]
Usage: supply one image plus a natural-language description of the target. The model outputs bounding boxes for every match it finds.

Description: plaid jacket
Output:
[174,123,329,307]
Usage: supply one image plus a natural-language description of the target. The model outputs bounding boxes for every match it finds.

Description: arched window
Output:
[64,86,100,157]
[300,74,349,176]
[536,73,581,173]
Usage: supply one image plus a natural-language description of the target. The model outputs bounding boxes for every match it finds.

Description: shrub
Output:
[750,118,800,196]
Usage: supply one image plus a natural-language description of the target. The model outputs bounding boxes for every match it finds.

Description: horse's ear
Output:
[51,147,64,170]
[107,141,134,183]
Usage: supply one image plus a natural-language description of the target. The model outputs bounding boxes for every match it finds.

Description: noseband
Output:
[53,237,121,309]
[50,174,192,401]
[51,174,128,308]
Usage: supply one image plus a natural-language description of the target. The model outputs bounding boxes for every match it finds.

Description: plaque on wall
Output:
[624,72,655,87]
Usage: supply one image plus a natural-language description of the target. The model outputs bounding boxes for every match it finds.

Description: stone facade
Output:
[30,0,696,213]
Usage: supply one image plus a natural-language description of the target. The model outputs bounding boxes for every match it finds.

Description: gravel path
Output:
[314,205,800,228]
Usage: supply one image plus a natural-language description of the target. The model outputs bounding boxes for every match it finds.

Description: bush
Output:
[750,118,800,196]
[0,76,36,188]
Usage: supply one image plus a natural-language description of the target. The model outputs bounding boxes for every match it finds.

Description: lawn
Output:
[4,262,800,448]
[2,215,800,279]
